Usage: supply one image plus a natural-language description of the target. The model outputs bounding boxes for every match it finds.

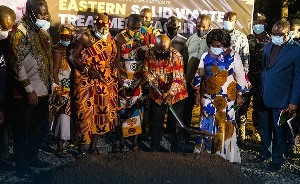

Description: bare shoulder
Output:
[77,31,90,46]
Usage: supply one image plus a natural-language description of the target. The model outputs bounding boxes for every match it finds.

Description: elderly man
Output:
[183,14,211,130]
[69,13,118,157]
[144,34,188,152]
[8,0,52,177]
[258,20,300,171]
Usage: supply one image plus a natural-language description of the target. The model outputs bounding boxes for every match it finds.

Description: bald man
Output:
[183,15,211,132]
[144,34,188,152]
[69,13,118,156]
[140,8,160,37]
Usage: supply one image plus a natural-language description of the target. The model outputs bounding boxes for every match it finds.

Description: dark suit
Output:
[258,39,300,164]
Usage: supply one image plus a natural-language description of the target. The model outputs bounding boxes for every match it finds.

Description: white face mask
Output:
[95,31,109,39]
[210,47,224,55]
[35,19,50,31]
[271,35,284,46]
[223,21,234,31]
[0,30,10,40]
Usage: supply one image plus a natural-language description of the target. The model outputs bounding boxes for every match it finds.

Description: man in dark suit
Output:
[258,20,300,171]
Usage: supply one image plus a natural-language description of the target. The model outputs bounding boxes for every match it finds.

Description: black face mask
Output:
[167,26,178,35]
[154,50,170,60]
[197,29,209,37]
[143,20,152,28]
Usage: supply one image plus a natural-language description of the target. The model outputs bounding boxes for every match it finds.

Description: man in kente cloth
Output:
[115,14,149,151]
[69,13,118,157]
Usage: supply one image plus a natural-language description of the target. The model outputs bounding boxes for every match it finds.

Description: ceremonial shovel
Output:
[149,83,214,137]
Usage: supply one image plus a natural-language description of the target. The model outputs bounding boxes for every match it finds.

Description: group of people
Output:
[0,0,300,178]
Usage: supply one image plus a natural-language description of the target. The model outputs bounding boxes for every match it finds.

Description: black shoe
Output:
[268,161,282,171]
[30,158,51,168]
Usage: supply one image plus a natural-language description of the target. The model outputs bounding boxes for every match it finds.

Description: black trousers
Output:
[182,85,194,128]
[13,96,49,171]
[150,99,186,151]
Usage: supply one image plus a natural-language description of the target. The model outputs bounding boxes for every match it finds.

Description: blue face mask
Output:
[223,21,234,31]
[210,47,224,55]
[289,31,294,40]
[35,19,50,31]
[95,31,108,39]
[95,31,103,39]
[60,40,70,47]
[253,24,264,34]
[271,35,284,46]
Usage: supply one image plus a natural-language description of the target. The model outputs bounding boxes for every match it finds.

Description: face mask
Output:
[95,31,108,39]
[0,30,10,40]
[35,19,50,31]
[253,24,264,34]
[197,29,209,37]
[143,20,152,28]
[210,47,224,56]
[60,40,70,47]
[223,21,234,31]
[271,35,284,46]
[289,31,295,40]
[154,51,170,60]
[167,27,178,35]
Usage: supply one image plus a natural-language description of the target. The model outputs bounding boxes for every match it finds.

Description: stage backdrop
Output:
[44,0,254,42]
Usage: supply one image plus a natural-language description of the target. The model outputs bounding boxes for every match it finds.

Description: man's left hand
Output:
[164,94,173,106]
[288,104,298,114]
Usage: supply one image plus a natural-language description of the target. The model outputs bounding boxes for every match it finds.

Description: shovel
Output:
[150,83,214,137]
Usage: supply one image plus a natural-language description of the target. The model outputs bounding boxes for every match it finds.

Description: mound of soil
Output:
[49,151,256,184]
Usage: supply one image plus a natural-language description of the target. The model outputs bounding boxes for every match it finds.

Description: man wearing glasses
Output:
[258,20,300,171]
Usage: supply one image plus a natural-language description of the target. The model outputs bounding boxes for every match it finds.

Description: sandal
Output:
[76,152,88,159]
[56,149,71,158]
[133,145,139,152]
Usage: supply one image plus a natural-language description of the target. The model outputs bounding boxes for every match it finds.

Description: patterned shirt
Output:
[9,16,53,96]
[144,47,188,105]
[247,33,271,83]
[229,29,250,74]
[142,25,161,37]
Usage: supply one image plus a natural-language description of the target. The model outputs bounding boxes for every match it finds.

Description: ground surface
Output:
[1,107,299,184]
